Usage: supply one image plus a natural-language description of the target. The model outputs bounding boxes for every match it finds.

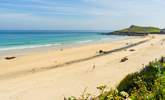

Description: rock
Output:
[99,50,104,54]
[129,49,135,51]
[5,56,16,60]
[120,57,128,62]
[99,50,106,54]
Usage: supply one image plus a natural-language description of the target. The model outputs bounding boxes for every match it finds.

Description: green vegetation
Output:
[117,25,160,33]
[110,25,161,36]
[67,57,165,100]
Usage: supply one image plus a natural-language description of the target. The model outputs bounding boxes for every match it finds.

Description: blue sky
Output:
[0,0,165,30]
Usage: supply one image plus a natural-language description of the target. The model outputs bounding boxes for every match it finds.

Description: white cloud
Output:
[0,0,165,29]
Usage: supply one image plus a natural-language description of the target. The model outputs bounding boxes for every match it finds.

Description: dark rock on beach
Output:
[5,56,16,60]
[120,57,128,62]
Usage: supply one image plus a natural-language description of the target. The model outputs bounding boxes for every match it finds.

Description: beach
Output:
[0,34,165,100]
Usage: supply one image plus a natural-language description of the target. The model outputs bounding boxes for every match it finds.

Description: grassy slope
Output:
[67,57,165,100]
[115,25,160,33]
[117,59,165,99]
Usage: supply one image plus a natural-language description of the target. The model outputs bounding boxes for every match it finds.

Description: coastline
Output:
[0,35,130,58]
[0,35,165,100]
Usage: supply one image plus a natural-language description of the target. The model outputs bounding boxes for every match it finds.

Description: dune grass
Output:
[67,57,165,100]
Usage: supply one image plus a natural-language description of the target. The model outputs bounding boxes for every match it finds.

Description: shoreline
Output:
[0,38,149,81]
[0,35,131,58]
[0,35,164,100]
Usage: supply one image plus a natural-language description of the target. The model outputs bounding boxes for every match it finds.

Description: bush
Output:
[67,58,165,100]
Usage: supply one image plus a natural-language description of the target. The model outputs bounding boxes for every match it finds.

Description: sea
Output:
[0,30,128,51]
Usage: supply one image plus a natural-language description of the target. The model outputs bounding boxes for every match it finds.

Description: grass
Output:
[67,57,165,100]
[115,25,160,33]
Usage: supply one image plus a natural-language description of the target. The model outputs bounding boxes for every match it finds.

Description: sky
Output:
[0,0,165,30]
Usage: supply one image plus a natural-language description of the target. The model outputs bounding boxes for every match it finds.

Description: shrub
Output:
[67,57,165,100]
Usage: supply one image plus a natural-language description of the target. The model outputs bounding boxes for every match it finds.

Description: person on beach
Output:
[92,64,96,70]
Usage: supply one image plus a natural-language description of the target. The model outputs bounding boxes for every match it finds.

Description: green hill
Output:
[110,25,161,36]
[118,25,160,33]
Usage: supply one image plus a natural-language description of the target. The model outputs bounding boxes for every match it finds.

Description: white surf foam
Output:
[0,43,61,51]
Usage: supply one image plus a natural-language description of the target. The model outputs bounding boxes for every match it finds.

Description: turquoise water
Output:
[0,30,128,51]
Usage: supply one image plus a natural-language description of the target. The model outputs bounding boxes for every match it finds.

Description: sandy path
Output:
[0,35,165,100]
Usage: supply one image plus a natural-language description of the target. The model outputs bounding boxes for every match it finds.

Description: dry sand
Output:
[0,35,165,100]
